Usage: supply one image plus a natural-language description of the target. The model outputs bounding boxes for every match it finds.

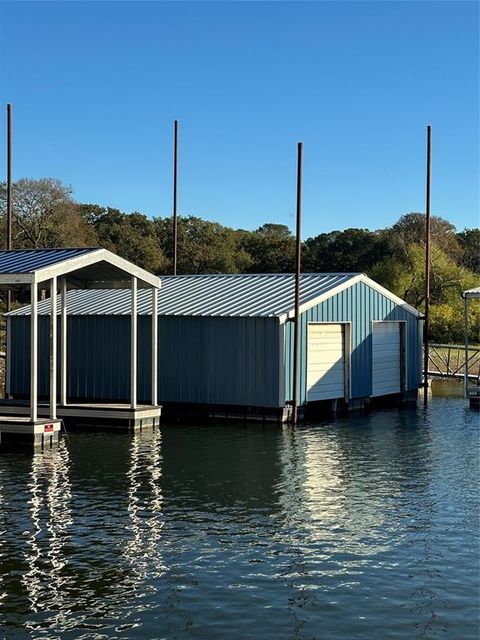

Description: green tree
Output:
[0,178,96,249]
[239,227,296,273]
[256,223,293,239]
[79,204,167,273]
[153,215,252,274]
[371,242,479,343]
[391,212,462,262]
[371,242,476,308]
[302,228,392,273]
[429,301,480,344]
[457,228,480,274]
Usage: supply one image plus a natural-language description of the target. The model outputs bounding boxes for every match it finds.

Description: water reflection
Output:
[22,442,73,633]
[123,428,166,584]
[1,429,168,638]
[278,418,401,566]
[160,424,283,512]
[278,407,459,639]
[66,428,167,636]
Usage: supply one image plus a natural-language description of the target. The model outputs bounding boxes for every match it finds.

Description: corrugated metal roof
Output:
[463,286,480,299]
[8,273,361,318]
[0,248,98,274]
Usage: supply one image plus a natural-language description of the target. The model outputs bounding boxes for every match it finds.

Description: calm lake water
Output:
[0,398,478,640]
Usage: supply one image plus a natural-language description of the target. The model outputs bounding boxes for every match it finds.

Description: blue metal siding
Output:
[284,282,422,404]
[157,317,280,406]
[8,316,133,401]
[7,280,420,410]
[8,316,281,408]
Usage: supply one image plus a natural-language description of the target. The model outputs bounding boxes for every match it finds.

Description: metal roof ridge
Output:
[0,246,101,252]
[159,271,363,279]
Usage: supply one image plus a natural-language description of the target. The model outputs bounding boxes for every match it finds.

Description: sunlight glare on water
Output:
[0,398,478,640]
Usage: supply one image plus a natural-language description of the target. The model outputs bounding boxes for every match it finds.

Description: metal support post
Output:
[50,276,57,419]
[131,276,138,409]
[30,281,38,422]
[60,277,68,405]
[151,287,158,406]
[463,295,469,399]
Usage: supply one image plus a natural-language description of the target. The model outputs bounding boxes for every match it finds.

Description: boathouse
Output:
[6,273,422,420]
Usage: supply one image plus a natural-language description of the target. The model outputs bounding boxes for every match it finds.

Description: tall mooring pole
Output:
[292,142,303,426]
[172,119,179,275]
[423,125,432,404]
[6,103,13,312]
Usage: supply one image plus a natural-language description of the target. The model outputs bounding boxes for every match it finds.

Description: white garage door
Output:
[372,322,401,397]
[307,324,345,402]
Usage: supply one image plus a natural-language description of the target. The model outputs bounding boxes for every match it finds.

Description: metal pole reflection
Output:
[124,429,166,586]
[23,442,72,631]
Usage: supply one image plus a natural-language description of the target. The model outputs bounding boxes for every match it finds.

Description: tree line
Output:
[0,178,479,343]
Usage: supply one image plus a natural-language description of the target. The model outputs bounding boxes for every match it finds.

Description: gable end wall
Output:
[284,281,421,404]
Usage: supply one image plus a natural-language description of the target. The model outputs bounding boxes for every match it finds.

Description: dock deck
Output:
[0,415,62,449]
[0,401,161,429]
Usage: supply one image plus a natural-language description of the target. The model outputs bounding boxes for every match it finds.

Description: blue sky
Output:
[0,1,478,238]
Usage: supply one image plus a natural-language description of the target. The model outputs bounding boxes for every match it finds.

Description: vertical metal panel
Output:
[9,316,49,397]
[284,281,422,404]
[154,316,281,407]
[8,316,131,401]
[371,322,401,396]
[8,315,282,408]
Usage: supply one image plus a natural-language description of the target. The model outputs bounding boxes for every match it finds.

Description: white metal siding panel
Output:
[372,322,401,396]
[307,324,345,401]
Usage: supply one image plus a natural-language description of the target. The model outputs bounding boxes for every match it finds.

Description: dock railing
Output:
[425,343,480,382]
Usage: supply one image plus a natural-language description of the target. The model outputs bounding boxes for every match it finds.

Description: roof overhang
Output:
[0,248,161,289]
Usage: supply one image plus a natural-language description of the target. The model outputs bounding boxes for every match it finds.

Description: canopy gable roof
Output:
[0,248,160,289]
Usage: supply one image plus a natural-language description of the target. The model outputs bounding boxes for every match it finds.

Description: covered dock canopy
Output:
[0,247,161,426]
[462,286,480,398]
